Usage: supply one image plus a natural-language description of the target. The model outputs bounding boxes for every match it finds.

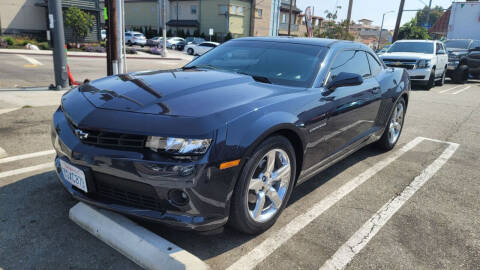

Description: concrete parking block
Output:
[69,202,210,270]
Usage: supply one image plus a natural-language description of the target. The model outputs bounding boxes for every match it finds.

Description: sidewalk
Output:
[0,48,190,61]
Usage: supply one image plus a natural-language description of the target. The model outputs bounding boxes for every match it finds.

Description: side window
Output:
[199,43,207,47]
[329,50,371,81]
[472,41,480,49]
[366,53,383,75]
[436,43,445,54]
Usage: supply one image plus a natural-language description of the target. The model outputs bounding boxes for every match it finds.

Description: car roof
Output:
[395,39,436,43]
[233,37,370,51]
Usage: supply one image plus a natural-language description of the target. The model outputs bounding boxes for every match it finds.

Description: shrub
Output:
[38,42,50,50]
[4,36,14,46]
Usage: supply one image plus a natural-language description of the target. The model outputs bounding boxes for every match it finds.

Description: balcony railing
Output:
[279,23,299,32]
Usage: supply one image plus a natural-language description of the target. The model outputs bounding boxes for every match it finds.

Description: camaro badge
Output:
[395,62,402,66]
[75,129,89,140]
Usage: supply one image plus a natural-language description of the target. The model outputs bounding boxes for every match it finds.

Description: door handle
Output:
[320,96,335,102]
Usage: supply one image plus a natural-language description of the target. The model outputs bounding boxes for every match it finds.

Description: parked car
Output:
[184,38,206,55]
[185,41,219,56]
[146,36,164,47]
[125,31,146,46]
[100,29,106,41]
[52,37,409,234]
[380,40,448,90]
[444,39,480,83]
[166,37,185,50]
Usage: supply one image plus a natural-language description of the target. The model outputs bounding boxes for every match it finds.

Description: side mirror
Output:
[326,72,363,91]
[437,49,446,55]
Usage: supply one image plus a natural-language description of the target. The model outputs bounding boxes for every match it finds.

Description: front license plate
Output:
[60,159,88,193]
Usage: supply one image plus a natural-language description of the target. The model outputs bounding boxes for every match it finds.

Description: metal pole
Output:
[48,0,68,89]
[111,0,118,74]
[106,0,112,76]
[378,13,385,50]
[287,0,293,36]
[122,0,127,73]
[346,0,353,32]
[116,0,123,74]
[392,0,406,42]
[162,0,167,57]
[425,0,433,29]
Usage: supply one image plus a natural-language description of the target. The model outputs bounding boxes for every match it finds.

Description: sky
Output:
[296,0,455,30]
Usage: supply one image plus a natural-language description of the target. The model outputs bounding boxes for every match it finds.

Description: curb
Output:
[0,87,60,91]
[0,51,183,61]
[69,202,210,270]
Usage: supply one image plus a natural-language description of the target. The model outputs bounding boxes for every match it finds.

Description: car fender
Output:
[226,111,307,162]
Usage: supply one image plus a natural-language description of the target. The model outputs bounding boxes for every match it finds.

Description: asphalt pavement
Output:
[1,78,479,269]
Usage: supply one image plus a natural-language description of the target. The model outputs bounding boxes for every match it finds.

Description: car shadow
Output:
[0,171,141,270]
[137,144,384,261]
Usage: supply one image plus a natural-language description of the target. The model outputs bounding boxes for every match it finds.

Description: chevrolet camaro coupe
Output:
[52,37,409,234]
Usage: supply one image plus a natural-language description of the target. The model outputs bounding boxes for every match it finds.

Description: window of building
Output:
[282,14,287,23]
[230,5,237,15]
[237,6,244,16]
[256,8,263,18]
[191,5,197,15]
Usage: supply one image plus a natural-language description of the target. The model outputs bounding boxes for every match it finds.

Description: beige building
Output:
[0,0,47,37]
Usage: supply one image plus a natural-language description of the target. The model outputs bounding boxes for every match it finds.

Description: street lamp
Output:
[378,10,395,50]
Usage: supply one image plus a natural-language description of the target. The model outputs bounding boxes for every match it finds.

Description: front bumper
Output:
[405,67,432,82]
[51,107,240,231]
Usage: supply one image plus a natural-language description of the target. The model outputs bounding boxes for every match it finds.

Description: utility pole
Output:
[392,0,406,42]
[162,0,167,57]
[425,0,433,29]
[48,0,68,89]
[116,0,124,74]
[346,0,353,32]
[287,0,293,36]
[378,10,394,50]
[105,0,118,75]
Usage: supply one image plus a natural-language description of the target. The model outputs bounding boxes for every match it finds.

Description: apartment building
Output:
[250,0,281,36]
[277,0,302,36]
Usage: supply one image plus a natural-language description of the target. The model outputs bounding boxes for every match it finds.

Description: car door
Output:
[197,43,209,54]
[304,49,382,168]
[436,42,448,75]
[467,40,480,71]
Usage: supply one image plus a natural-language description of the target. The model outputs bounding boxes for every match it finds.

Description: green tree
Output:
[398,18,430,40]
[415,5,444,27]
[314,20,354,41]
[64,7,94,47]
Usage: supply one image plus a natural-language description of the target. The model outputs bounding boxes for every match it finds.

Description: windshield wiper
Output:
[237,72,272,84]
[183,64,218,70]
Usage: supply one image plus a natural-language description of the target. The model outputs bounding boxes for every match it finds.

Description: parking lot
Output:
[1,77,480,269]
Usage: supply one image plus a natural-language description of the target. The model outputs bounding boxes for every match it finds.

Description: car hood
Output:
[79,69,296,118]
[447,48,468,55]
[380,52,433,60]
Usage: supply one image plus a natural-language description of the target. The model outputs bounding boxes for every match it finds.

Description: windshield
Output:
[388,42,434,54]
[184,40,327,87]
[444,40,471,49]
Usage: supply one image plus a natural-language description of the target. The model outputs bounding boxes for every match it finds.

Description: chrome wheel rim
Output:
[247,149,291,223]
[388,102,404,144]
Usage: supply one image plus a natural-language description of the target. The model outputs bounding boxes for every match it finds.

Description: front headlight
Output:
[145,136,212,155]
[417,59,431,69]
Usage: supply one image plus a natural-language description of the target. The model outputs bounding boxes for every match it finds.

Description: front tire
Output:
[435,68,446,86]
[171,44,176,50]
[229,136,297,234]
[424,69,435,90]
[452,65,469,84]
[376,97,406,150]
[187,48,194,55]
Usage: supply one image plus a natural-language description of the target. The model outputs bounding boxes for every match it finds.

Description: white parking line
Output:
[0,150,55,164]
[451,85,471,95]
[439,85,462,93]
[226,137,425,270]
[320,140,459,270]
[16,54,43,66]
[0,162,53,179]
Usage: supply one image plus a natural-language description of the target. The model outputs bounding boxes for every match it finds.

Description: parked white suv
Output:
[125,31,146,47]
[380,40,448,90]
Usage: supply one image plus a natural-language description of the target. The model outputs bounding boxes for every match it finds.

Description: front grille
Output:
[92,172,165,212]
[67,118,147,149]
[385,63,416,69]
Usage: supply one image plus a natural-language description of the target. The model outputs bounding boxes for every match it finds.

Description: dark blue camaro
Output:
[52,37,409,234]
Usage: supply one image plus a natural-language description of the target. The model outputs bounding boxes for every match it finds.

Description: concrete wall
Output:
[200,0,229,37]
[0,0,46,35]
[169,0,199,21]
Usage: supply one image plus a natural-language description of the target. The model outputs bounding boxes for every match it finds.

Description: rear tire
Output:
[452,65,469,84]
[376,97,406,151]
[229,136,297,235]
